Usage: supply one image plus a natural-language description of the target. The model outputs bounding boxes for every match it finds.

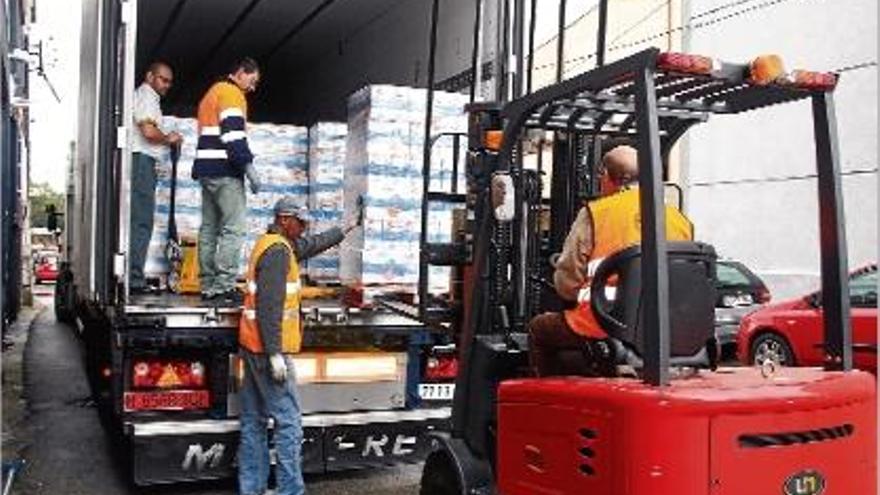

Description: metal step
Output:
[424,302,459,322]
[424,242,468,266]
[426,191,467,203]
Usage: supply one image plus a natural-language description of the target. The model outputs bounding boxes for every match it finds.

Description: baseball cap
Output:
[273,196,312,223]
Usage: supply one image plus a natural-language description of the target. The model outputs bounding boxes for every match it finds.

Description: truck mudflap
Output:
[129,407,451,485]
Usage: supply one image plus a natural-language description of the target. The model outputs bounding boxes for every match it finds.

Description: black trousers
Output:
[527,312,615,377]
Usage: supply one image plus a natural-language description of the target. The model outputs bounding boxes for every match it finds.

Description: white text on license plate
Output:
[419,383,455,400]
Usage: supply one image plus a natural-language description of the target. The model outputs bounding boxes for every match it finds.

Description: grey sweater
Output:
[254,225,345,354]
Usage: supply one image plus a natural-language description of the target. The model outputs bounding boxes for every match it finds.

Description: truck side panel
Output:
[75,0,126,305]
[74,0,101,299]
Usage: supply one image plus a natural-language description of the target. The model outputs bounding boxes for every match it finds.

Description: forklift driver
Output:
[528,145,694,377]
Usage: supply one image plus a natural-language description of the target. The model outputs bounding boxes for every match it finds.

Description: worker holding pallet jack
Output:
[129,61,182,296]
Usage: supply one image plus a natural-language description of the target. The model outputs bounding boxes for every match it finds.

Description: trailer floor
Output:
[126,292,349,310]
[128,292,216,308]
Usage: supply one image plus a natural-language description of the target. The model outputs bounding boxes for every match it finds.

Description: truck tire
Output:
[420,451,462,495]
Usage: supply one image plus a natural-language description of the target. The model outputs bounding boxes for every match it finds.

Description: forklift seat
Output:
[590,241,719,369]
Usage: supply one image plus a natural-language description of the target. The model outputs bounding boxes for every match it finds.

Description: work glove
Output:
[269,353,287,383]
[245,163,262,194]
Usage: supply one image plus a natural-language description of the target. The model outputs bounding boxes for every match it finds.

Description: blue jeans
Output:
[129,153,157,289]
[198,176,246,295]
[238,350,304,495]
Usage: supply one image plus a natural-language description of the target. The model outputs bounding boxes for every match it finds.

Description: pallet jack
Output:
[164,143,199,294]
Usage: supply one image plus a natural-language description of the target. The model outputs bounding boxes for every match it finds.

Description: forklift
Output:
[417,47,877,495]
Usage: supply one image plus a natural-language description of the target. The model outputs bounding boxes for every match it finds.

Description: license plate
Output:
[418,383,455,401]
[124,390,210,412]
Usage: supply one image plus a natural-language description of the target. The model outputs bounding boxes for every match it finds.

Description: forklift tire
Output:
[420,451,463,495]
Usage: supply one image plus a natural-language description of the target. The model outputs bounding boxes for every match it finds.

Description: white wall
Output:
[684,0,877,300]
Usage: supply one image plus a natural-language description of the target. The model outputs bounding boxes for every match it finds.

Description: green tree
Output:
[28,181,64,229]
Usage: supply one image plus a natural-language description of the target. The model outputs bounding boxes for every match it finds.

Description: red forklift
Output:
[417,47,877,495]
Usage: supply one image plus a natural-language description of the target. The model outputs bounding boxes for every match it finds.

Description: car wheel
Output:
[750,332,795,367]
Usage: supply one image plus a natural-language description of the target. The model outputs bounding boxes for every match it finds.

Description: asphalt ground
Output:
[3,285,745,494]
[2,287,421,495]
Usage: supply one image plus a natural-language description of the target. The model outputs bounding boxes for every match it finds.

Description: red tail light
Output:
[657,52,715,75]
[126,359,210,412]
[659,52,838,92]
[758,287,772,304]
[780,70,838,91]
[132,359,206,389]
[425,355,459,381]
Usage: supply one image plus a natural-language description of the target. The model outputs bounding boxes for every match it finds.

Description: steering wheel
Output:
[589,251,630,336]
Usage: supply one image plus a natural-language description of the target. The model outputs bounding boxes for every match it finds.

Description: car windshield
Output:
[37,253,58,266]
[850,268,877,306]
[716,263,752,288]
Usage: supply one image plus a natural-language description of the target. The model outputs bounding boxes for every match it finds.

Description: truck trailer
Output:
[56,0,491,485]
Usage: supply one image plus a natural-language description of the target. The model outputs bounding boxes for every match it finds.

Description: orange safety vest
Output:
[564,187,693,338]
[192,80,249,179]
[239,233,303,354]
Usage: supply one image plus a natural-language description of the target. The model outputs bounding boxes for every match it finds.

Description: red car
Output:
[34,253,59,284]
[737,263,877,372]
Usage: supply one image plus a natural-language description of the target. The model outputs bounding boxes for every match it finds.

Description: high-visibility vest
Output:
[239,233,303,354]
[564,187,693,338]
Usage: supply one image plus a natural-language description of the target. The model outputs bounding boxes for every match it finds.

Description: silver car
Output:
[714,260,771,358]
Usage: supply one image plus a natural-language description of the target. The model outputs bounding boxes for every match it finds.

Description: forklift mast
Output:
[423,45,855,491]
[417,3,865,495]
[463,46,852,383]
[417,0,611,333]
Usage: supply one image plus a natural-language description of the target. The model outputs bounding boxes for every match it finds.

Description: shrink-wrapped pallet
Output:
[340,85,468,299]
[144,117,309,280]
[307,122,347,282]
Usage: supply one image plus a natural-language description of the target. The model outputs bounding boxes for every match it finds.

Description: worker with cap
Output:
[528,145,694,376]
[237,196,362,495]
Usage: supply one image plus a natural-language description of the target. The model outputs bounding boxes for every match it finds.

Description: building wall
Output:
[529,0,683,91]
[522,1,689,193]
[683,0,877,299]
[1,0,32,325]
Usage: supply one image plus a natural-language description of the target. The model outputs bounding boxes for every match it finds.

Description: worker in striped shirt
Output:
[192,57,262,305]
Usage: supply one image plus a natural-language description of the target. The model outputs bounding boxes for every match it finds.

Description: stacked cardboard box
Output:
[340,85,468,298]
[244,122,310,267]
[307,122,347,282]
[144,117,309,280]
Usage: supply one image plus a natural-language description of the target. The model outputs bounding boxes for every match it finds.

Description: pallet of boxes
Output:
[146,117,309,292]
[340,84,468,307]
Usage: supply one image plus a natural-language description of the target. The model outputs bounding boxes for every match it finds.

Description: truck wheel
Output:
[420,451,462,495]
[751,332,795,367]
